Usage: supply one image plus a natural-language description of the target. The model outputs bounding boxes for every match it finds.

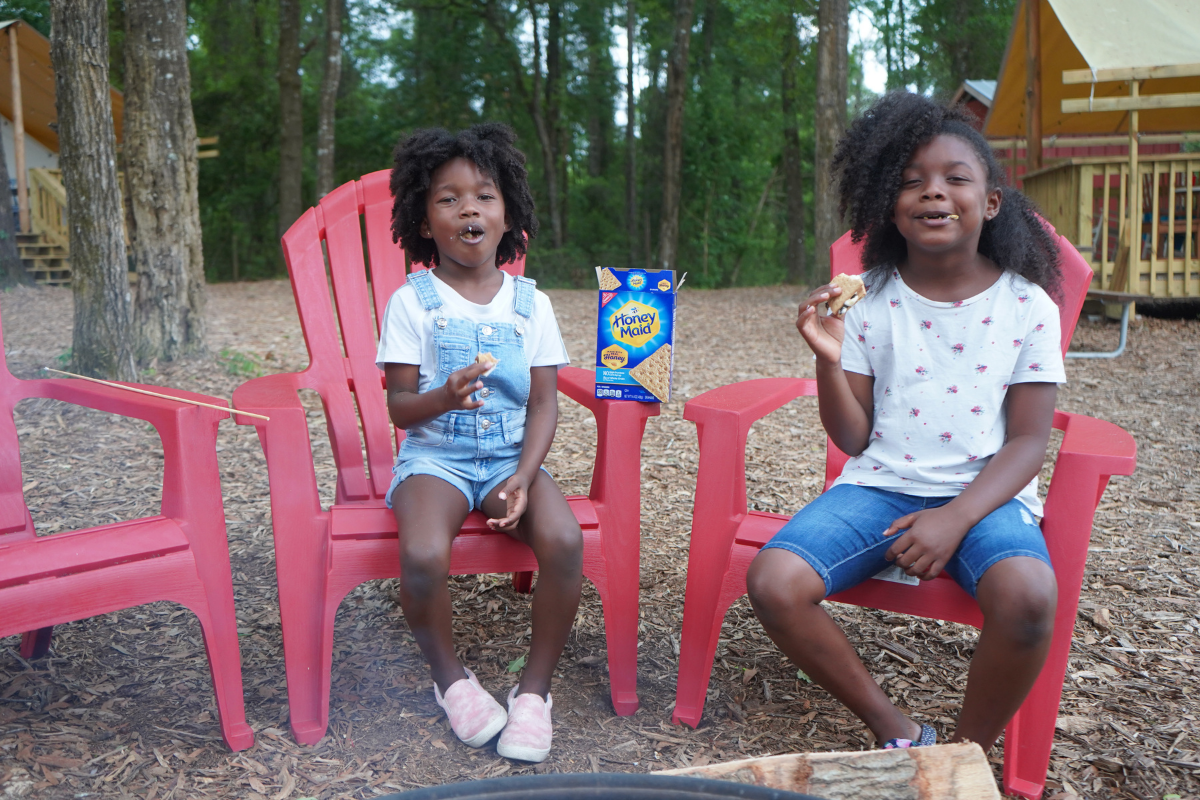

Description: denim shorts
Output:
[761,484,1051,598]
[384,410,532,511]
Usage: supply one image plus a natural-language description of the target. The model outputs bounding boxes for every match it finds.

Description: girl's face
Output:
[420,157,512,271]
[891,134,1001,256]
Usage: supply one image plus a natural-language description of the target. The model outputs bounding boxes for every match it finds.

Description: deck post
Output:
[8,23,28,234]
[1024,0,1042,175]
[1127,80,1139,296]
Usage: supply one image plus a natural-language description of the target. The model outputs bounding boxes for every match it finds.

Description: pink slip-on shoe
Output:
[496,688,553,762]
[433,668,508,748]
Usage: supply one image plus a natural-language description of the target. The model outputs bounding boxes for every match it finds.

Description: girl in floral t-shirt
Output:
[747,93,1065,754]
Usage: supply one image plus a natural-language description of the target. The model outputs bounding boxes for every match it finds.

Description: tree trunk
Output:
[124,0,207,364]
[547,0,567,244]
[780,6,806,285]
[814,0,849,279]
[0,130,26,287]
[657,0,696,272]
[316,0,342,199]
[50,0,136,380]
[481,1,561,246]
[277,0,303,238]
[625,0,637,269]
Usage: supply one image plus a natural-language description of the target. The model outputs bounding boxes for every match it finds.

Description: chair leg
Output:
[673,573,745,727]
[587,545,640,716]
[19,627,53,660]
[512,571,534,594]
[190,604,255,752]
[278,576,343,746]
[1000,610,1076,800]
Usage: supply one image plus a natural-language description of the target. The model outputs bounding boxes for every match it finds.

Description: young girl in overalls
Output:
[376,124,579,762]
[747,93,1066,754]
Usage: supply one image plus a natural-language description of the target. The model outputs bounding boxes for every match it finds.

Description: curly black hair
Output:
[831,92,1061,298]
[390,123,538,268]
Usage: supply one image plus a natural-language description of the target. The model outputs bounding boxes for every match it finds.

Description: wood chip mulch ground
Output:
[1,281,1198,800]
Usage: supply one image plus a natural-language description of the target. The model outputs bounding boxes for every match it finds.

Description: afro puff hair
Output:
[390,123,538,268]
[831,92,1061,299]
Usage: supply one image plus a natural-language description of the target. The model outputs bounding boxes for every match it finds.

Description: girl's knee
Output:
[980,563,1057,649]
[399,542,451,595]
[747,550,823,621]
[536,523,583,574]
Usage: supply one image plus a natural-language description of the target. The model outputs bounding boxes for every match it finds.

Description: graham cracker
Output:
[475,352,499,375]
[598,267,621,291]
[629,343,672,402]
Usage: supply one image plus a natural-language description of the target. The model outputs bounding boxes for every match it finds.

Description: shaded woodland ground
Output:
[1,281,1198,799]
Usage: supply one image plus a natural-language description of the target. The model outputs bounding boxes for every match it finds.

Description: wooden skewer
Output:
[42,367,270,421]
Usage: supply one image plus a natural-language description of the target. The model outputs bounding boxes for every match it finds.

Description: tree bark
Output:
[316,0,342,199]
[625,0,637,269]
[50,0,136,380]
[0,130,26,287]
[664,743,1000,800]
[124,0,207,364]
[277,0,303,237]
[657,0,696,272]
[780,7,805,285]
[814,0,849,279]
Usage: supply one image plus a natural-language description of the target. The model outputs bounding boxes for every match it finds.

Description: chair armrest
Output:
[231,372,325,521]
[19,377,229,532]
[1052,410,1137,477]
[684,378,816,524]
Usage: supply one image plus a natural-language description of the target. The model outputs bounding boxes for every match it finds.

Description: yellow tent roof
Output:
[984,0,1200,137]
[0,19,124,152]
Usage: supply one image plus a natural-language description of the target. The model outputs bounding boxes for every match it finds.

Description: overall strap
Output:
[408,269,443,311]
[512,275,537,320]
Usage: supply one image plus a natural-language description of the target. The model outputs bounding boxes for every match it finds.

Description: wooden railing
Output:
[28,167,68,250]
[1023,153,1200,298]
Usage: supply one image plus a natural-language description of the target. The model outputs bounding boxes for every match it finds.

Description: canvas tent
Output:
[985,0,1200,139]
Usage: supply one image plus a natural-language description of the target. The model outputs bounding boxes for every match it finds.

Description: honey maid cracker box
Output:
[594,267,678,403]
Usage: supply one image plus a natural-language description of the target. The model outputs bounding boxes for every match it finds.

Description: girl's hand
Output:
[797,284,847,365]
[439,361,489,412]
[487,474,529,532]
[883,505,971,581]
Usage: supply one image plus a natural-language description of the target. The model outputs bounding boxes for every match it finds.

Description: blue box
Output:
[594,268,677,403]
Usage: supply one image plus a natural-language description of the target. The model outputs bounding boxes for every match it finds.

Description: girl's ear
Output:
[504,212,513,233]
[419,217,432,239]
[984,187,1002,221]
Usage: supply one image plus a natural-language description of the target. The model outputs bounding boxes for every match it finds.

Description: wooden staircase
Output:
[18,230,70,286]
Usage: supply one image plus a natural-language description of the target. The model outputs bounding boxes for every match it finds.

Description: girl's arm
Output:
[884,381,1058,579]
[487,365,558,530]
[384,361,489,430]
[797,284,874,455]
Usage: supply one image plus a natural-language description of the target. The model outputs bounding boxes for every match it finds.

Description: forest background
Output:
[2,0,1016,290]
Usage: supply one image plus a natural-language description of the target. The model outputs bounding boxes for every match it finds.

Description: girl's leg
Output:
[747,548,921,743]
[391,475,472,694]
[952,556,1056,750]
[483,471,583,698]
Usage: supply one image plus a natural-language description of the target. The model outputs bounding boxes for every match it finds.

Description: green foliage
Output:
[173,0,1008,289]
[0,1,50,36]
[217,348,263,378]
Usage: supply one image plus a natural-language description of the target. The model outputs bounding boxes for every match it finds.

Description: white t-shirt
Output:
[375,271,570,393]
[834,269,1066,515]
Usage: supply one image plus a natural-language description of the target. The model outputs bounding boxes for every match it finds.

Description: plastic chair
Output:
[671,231,1136,800]
[232,171,659,746]
[0,311,253,752]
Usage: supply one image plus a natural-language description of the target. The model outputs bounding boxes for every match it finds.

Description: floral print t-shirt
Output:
[833,269,1066,515]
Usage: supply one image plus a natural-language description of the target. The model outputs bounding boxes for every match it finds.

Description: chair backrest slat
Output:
[281,207,372,500]
[320,182,395,499]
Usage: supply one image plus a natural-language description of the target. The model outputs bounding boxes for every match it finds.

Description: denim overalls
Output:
[385,270,537,510]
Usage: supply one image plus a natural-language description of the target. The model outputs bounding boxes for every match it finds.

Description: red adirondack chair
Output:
[0,312,253,752]
[232,170,658,746]
[671,231,1137,799]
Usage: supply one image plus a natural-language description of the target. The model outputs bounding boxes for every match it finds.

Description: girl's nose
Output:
[922,182,946,200]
